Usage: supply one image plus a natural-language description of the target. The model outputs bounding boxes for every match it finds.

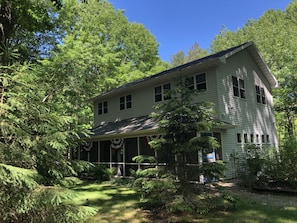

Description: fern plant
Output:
[0,163,97,223]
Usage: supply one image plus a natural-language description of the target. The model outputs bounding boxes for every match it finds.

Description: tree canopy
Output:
[170,42,208,67]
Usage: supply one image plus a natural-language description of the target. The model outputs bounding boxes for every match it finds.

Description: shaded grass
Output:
[67,181,297,223]
[68,181,147,223]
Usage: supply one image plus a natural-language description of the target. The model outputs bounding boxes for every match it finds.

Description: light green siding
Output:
[90,45,278,179]
[215,50,277,178]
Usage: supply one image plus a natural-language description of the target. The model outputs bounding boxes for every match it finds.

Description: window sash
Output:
[98,101,108,114]
[154,83,171,102]
[232,76,245,98]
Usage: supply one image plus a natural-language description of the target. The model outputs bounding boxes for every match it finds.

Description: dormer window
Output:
[255,85,266,104]
[186,73,207,92]
[154,83,171,102]
[98,101,108,115]
[120,94,132,110]
[232,76,246,99]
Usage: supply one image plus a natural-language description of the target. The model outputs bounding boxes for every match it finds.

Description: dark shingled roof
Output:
[91,115,158,137]
[89,42,253,101]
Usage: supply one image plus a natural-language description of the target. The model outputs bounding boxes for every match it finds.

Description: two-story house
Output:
[76,42,278,178]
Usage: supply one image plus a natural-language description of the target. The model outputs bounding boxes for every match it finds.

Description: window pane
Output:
[233,86,239,97]
[155,94,162,102]
[154,86,162,102]
[255,85,260,93]
[163,83,171,100]
[237,133,242,143]
[155,86,161,94]
[244,134,248,143]
[250,134,254,143]
[196,73,206,83]
[120,96,125,110]
[186,76,194,90]
[257,95,261,103]
[239,79,245,89]
[98,102,103,115]
[266,135,270,143]
[126,94,132,102]
[240,89,246,99]
[232,76,238,87]
[197,83,206,91]
[126,101,132,109]
[103,101,108,113]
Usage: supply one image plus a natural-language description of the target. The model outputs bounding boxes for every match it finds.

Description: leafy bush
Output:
[261,138,297,189]
[79,165,116,181]
[237,144,266,188]
[238,139,297,189]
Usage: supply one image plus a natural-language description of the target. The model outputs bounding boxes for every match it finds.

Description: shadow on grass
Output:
[192,198,297,223]
[68,181,147,223]
[68,181,297,223]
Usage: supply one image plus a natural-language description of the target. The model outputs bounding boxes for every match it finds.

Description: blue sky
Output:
[108,0,292,62]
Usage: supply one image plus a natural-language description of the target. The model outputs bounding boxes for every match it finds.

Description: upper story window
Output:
[120,94,132,110]
[98,101,108,115]
[154,83,171,102]
[186,73,207,92]
[255,85,266,104]
[232,76,246,99]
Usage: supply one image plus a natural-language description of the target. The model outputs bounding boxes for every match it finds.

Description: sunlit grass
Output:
[66,181,297,223]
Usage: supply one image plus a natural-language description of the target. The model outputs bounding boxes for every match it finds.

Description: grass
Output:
[68,180,146,223]
[66,180,297,223]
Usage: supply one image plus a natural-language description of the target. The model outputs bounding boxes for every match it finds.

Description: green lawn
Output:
[67,181,297,223]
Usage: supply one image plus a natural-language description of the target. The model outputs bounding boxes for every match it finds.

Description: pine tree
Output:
[134,78,226,212]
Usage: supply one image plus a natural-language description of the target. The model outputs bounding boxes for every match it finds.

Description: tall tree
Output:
[56,0,163,95]
[170,50,185,67]
[186,42,209,62]
[170,43,208,67]
[134,79,225,212]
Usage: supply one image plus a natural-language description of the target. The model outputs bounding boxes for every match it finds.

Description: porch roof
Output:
[88,115,235,140]
[90,115,158,139]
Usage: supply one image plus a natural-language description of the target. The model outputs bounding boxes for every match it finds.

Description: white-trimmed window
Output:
[120,95,132,110]
[266,134,270,144]
[232,76,246,99]
[250,134,254,143]
[237,133,242,143]
[186,73,207,92]
[98,101,108,115]
[261,134,265,143]
[154,83,171,102]
[255,85,266,104]
[244,133,248,143]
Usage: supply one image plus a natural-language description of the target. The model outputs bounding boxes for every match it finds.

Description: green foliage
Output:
[134,79,226,213]
[133,165,177,209]
[170,42,209,67]
[237,144,265,188]
[261,138,297,188]
[238,139,297,189]
[0,163,96,223]
[81,165,116,182]
[210,1,297,136]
